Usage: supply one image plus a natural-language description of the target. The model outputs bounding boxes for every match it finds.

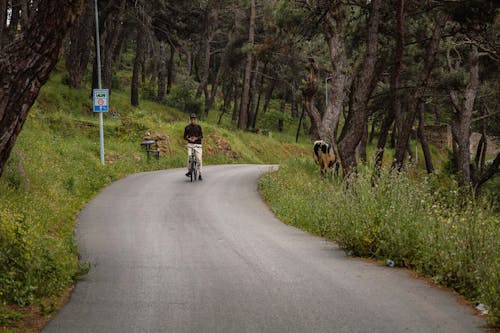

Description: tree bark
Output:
[253,62,267,127]
[238,0,255,130]
[338,0,382,174]
[247,60,259,128]
[65,0,93,89]
[450,45,479,186]
[302,58,321,140]
[474,153,500,193]
[167,44,175,94]
[0,0,83,176]
[157,41,167,101]
[131,25,145,107]
[232,76,240,122]
[375,0,404,169]
[262,79,275,114]
[296,104,305,143]
[196,21,214,99]
[102,0,126,93]
[392,11,448,170]
[205,29,234,115]
[0,0,7,47]
[8,1,20,40]
[417,103,434,173]
[322,8,348,144]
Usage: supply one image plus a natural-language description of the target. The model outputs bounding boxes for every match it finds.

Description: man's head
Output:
[190,113,197,124]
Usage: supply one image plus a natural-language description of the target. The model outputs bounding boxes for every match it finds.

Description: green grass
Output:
[0,68,309,331]
[260,158,500,326]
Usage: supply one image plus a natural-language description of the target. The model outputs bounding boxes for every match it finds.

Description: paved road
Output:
[43,165,484,333]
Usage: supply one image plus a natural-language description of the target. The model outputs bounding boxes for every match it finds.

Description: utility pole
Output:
[94,0,105,165]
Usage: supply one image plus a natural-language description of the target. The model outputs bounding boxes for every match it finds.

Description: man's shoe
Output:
[199,175,203,181]
[185,171,192,177]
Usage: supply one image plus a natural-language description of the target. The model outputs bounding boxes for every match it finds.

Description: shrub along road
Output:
[42,165,484,332]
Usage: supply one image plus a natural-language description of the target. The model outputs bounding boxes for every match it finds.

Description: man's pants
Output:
[187,144,202,174]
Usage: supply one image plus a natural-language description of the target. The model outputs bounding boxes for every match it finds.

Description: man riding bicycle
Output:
[184,113,203,181]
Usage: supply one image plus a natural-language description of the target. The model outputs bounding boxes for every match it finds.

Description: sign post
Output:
[94,0,105,165]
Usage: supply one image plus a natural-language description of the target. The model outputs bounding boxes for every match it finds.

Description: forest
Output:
[0,0,498,189]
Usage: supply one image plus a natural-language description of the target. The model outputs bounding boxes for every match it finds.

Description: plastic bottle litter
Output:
[385,259,395,267]
[475,303,489,315]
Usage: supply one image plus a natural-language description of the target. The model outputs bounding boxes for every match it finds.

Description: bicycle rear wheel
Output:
[192,164,198,182]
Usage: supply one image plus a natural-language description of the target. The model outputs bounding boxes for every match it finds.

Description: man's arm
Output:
[184,126,189,141]
[198,125,203,139]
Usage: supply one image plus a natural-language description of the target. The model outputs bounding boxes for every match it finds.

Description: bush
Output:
[260,158,500,324]
[0,209,77,306]
[258,108,293,132]
[165,76,202,115]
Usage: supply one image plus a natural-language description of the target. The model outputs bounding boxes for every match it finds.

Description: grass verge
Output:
[259,158,500,326]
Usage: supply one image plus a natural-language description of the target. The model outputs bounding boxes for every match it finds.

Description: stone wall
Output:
[424,125,452,150]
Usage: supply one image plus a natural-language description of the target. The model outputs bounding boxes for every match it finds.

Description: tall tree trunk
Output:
[157,41,167,101]
[102,0,126,93]
[20,0,28,30]
[417,103,434,173]
[8,1,20,39]
[247,60,259,128]
[238,0,255,130]
[338,0,382,174]
[278,94,286,132]
[232,76,240,122]
[0,0,83,176]
[262,79,275,114]
[196,25,213,99]
[0,0,6,47]
[450,45,479,187]
[131,25,145,107]
[167,44,175,94]
[186,49,193,76]
[296,103,305,143]
[375,0,404,169]
[253,62,267,127]
[65,0,93,89]
[302,58,321,140]
[356,122,369,162]
[392,11,448,170]
[0,0,7,50]
[474,153,500,193]
[205,29,234,115]
[323,7,349,144]
[369,118,376,144]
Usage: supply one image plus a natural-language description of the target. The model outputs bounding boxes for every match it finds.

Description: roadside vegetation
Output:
[260,158,499,326]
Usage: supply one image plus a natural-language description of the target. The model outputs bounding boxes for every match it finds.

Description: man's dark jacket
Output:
[184,124,203,144]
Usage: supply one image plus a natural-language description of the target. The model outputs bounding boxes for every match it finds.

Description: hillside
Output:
[0,67,310,332]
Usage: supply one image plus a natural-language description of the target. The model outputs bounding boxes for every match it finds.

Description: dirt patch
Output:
[143,132,172,156]
[206,133,240,159]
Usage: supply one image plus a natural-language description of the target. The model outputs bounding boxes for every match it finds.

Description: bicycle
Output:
[186,144,201,182]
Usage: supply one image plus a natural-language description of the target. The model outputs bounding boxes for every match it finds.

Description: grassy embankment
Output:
[0,67,309,332]
[260,158,499,326]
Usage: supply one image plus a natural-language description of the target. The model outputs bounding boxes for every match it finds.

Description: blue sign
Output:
[93,89,109,112]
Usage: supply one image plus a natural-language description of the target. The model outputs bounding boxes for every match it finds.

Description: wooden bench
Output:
[141,140,160,160]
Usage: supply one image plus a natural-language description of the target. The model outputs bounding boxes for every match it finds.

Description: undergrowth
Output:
[259,158,500,325]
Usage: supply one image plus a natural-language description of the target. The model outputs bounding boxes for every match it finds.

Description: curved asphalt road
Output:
[43,165,484,333]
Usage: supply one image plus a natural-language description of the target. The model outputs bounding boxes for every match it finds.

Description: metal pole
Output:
[94,0,105,165]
